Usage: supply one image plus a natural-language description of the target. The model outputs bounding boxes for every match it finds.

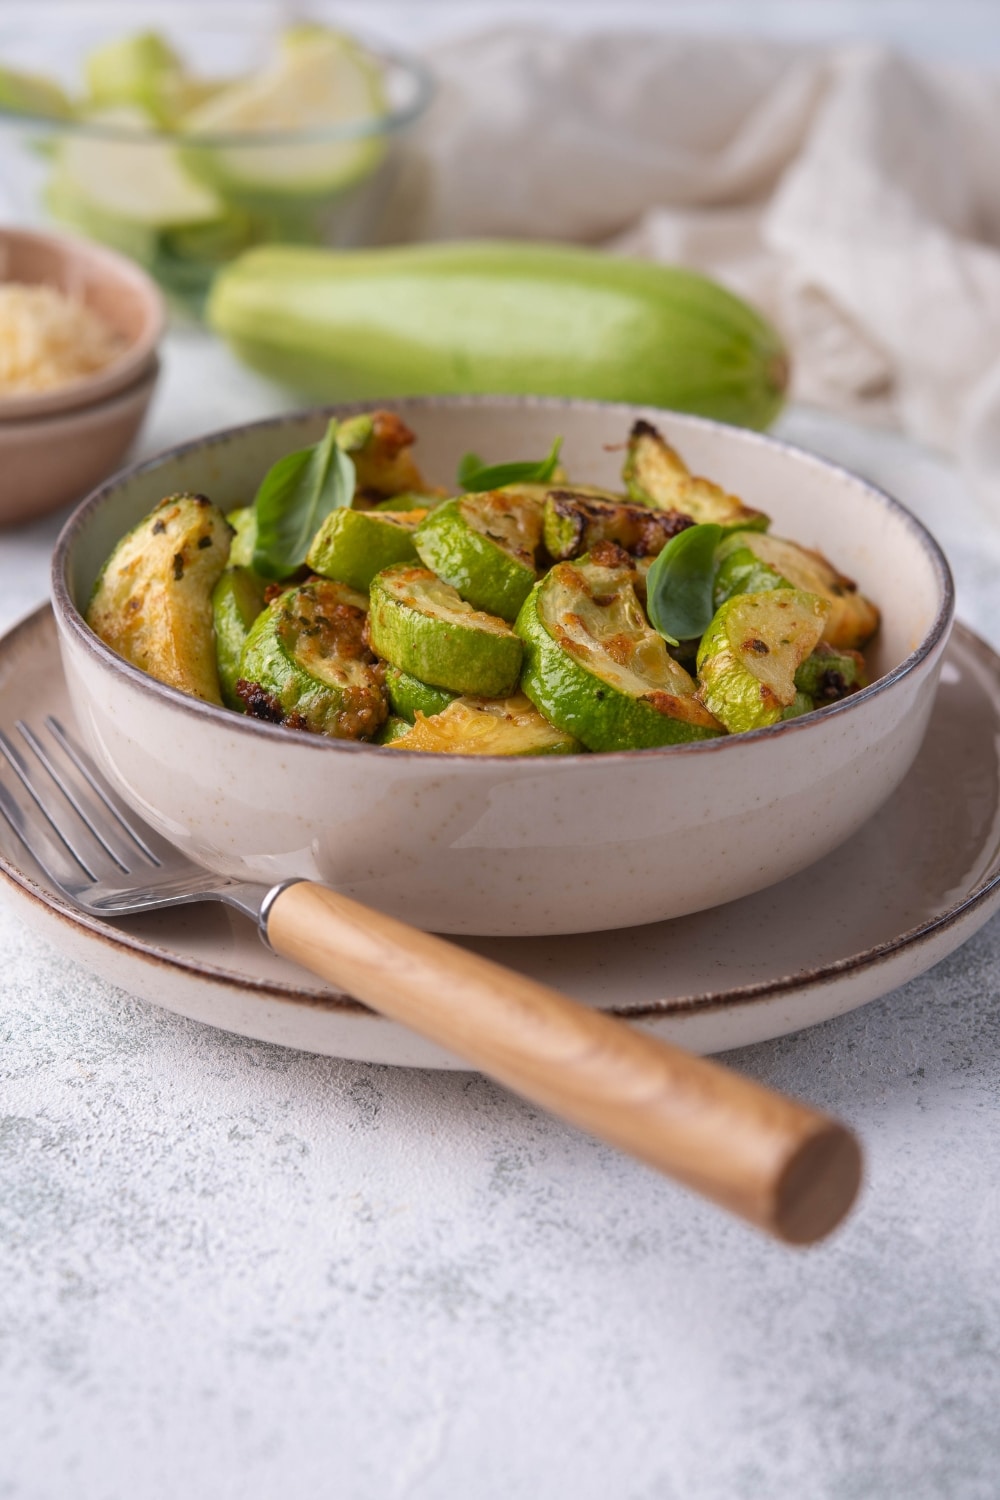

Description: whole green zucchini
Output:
[207,241,788,430]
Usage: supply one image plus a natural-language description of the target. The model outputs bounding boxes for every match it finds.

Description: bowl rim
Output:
[0,226,166,422]
[0,354,160,437]
[51,394,956,766]
[0,36,434,148]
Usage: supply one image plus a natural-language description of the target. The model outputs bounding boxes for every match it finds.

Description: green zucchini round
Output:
[368,564,523,698]
[516,559,722,752]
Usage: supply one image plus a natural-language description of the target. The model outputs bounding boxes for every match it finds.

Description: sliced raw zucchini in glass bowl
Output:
[12,25,432,309]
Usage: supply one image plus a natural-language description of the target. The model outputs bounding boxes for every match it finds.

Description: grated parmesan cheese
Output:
[0,282,125,395]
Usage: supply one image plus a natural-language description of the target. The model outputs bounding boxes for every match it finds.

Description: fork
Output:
[0,716,862,1244]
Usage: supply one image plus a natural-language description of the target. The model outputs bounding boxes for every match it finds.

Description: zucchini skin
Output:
[306,507,424,592]
[414,494,540,622]
[384,665,457,722]
[237,578,387,738]
[516,578,721,753]
[212,565,268,711]
[208,241,788,430]
[368,564,523,698]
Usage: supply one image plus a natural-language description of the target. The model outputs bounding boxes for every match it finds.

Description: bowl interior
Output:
[60,397,950,695]
[0,228,163,420]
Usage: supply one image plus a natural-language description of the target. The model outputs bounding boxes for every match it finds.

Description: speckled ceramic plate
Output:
[1,604,999,1065]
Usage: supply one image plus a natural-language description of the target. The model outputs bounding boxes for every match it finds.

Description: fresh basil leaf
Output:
[457,437,563,493]
[645,523,723,644]
[252,419,356,579]
[456,452,485,489]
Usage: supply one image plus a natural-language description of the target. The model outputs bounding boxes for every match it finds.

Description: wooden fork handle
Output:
[266,882,862,1244]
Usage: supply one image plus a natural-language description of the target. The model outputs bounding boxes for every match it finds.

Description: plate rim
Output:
[1,604,998,1021]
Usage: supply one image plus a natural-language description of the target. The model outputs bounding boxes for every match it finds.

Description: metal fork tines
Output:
[0,717,265,921]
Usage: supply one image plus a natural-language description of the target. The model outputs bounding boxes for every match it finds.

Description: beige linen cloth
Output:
[391,29,1000,520]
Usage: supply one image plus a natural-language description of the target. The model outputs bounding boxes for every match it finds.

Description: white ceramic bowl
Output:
[51,397,954,937]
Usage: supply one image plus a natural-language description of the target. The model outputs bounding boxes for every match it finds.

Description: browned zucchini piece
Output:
[623,419,768,532]
[87,492,232,704]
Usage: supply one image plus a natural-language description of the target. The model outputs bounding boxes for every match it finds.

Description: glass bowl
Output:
[0,22,432,313]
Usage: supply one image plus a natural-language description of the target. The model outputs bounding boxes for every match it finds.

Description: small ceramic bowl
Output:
[0,227,165,420]
[0,227,163,525]
[51,397,954,938]
[0,358,159,526]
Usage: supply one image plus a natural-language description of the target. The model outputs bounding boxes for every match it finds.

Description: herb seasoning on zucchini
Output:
[86,410,881,755]
[516,547,722,751]
[87,492,232,705]
[368,563,523,697]
[237,577,387,738]
[624,419,769,533]
[414,490,543,621]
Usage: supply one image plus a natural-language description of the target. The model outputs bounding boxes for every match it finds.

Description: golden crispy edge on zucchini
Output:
[384,693,580,755]
[728,531,880,650]
[339,410,434,500]
[87,493,232,705]
[623,419,768,530]
[237,578,387,739]
[696,589,830,732]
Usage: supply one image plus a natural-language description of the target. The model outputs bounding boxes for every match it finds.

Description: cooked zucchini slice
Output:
[237,577,387,738]
[306,507,425,592]
[212,565,268,711]
[376,714,413,744]
[336,410,432,501]
[369,564,523,697]
[384,664,457,722]
[516,556,723,751]
[502,481,625,506]
[384,693,581,756]
[87,492,232,705]
[226,506,257,567]
[414,490,543,621]
[542,490,693,562]
[375,492,443,513]
[794,643,867,701]
[713,537,789,609]
[623,419,768,533]
[714,529,879,650]
[781,692,815,721]
[696,589,830,734]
